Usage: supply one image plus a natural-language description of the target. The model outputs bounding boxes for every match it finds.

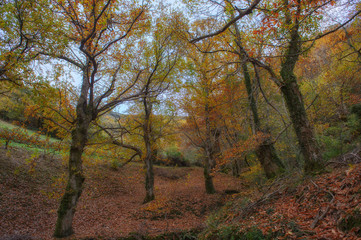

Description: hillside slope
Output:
[200,148,361,240]
[0,147,243,240]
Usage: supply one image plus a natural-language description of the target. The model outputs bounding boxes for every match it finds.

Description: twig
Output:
[309,180,335,229]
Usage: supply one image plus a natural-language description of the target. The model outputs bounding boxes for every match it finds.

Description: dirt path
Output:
[0,148,244,239]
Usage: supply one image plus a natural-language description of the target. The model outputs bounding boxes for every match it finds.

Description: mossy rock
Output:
[338,209,361,236]
[351,104,361,118]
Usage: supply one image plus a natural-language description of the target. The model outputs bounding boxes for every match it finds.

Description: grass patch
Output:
[0,119,60,143]
[0,140,61,156]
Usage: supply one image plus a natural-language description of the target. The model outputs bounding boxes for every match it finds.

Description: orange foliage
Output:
[217,132,267,168]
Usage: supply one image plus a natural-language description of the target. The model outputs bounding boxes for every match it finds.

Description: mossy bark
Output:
[256,140,284,179]
[242,62,284,178]
[54,67,92,238]
[204,157,216,194]
[280,24,322,174]
[280,81,322,173]
[54,118,89,238]
[232,16,284,178]
[203,86,216,194]
[143,95,155,203]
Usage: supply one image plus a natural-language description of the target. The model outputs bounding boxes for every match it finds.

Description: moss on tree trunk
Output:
[54,119,88,238]
[256,139,284,179]
[143,149,155,203]
[143,95,155,204]
[243,62,284,178]
[279,81,322,173]
[279,19,322,174]
[204,157,216,194]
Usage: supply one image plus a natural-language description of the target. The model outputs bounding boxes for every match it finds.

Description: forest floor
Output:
[200,148,361,240]
[0,147,244,240]
[1,146,361,240]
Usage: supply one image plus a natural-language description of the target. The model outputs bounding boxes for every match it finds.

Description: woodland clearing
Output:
[0,147,243,239]
[1,146,361,239]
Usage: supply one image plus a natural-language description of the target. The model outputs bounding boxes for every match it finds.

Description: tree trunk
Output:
[53,119,89,238]
[204,153,216,194]
[256,139,284,179]
[280,23,322,173]
[143,96,155,203]
[54,65,92,238]
[279,80,322,173]
[232,158,240,177]
[243,62,284,178]
[143,147,155,203]
[203,87,216,194]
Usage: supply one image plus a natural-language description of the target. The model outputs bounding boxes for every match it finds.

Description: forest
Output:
[1,0,361,239]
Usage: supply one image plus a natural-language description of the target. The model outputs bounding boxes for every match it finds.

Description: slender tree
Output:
[140,30,180,202]
[182,28,225,193]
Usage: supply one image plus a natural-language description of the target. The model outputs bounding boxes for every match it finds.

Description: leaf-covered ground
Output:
[203,155,361,239]
[1,147,361,240]
[0,147,243,240]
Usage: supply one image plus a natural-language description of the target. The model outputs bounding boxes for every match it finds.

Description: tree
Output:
[38,0,150,237]
[92,10,182,203]
[182,23,226,193]
[138,18,181,203]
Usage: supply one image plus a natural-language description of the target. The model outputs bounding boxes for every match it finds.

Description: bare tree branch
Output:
[190,0,261,43]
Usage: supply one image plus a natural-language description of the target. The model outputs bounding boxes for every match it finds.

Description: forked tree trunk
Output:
[53,118,90,237]
[243,62,284,178]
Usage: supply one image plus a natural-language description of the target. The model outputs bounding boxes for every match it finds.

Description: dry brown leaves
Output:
[225,164,361,239]
[0,148,243,240]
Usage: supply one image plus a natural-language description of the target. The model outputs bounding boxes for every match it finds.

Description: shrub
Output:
[156,146,190,167]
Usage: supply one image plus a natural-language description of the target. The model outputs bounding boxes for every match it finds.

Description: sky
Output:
[35,0,359,114]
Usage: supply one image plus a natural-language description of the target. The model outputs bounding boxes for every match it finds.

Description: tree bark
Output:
[53,115,90,237]
[54,64,92,237]
[243,62,284,178]
[204,153,216,194]
[203,87,216,194]
[279,80,322,173]
[143,145,155,203]
[232,15,283,178]
[280,15,322,173]
[143,152,155,203]
[143,96,155,203]
[256,139,284,179]
[232,158,242,177]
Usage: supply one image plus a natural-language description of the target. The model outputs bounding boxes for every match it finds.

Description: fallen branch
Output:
[233,185,284,222]
[326,147,361,167]
[310,180,335,229]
